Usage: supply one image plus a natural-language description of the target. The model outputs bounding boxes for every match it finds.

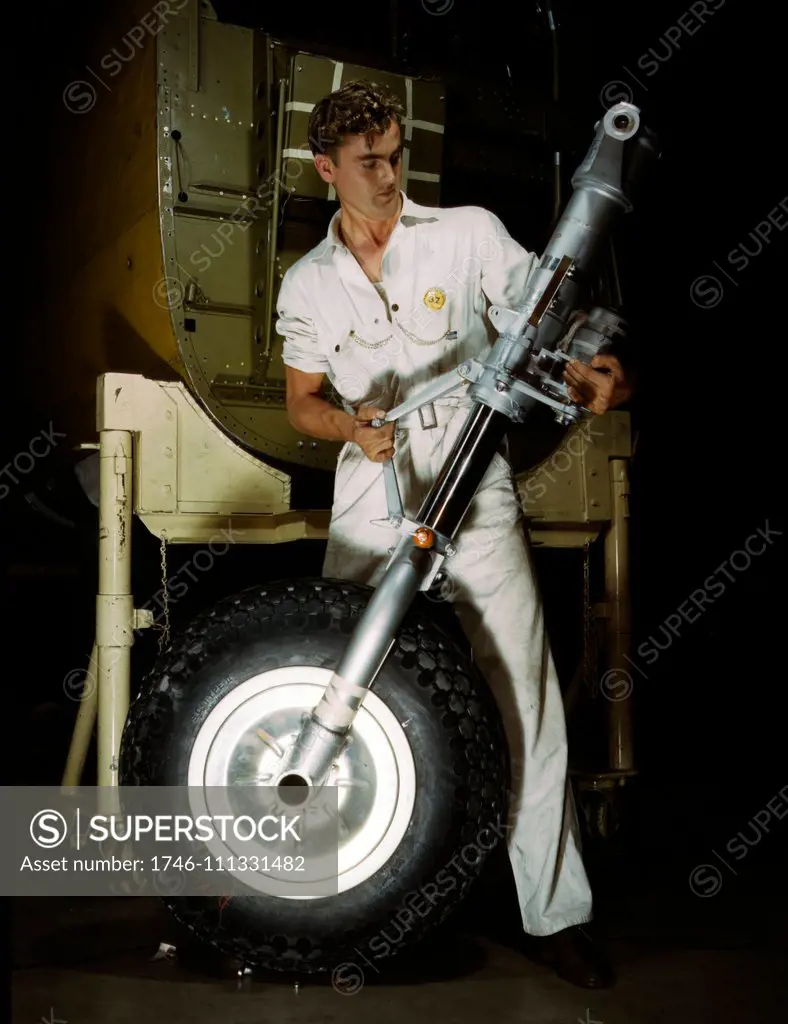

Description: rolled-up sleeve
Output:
[477,208,537,309]
[275,266,331,373]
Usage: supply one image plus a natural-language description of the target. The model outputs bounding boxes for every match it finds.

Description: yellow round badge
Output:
[423,287,446,311]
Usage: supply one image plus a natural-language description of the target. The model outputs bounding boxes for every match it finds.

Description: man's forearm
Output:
[287,393,356,443]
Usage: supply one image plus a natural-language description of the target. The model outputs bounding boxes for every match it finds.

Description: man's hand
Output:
[351,406,395,462]
[563,354,633,416]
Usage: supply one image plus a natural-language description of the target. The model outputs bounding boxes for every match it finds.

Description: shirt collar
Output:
[310,190,437,262]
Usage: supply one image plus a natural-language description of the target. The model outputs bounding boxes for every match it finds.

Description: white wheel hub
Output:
[187,666,416,899]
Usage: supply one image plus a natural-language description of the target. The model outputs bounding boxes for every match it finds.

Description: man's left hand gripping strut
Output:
[562,354,634,416]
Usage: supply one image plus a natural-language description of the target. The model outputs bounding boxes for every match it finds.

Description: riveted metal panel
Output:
[157,14,343,469]
[515,412,633,535]
[154,13,449,472]
[281,53,445,204]
[282,53,336,198]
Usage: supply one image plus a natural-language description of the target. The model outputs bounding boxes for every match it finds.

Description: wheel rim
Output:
[187,666,416,899]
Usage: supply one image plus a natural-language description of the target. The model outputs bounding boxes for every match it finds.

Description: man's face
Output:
[316,120,403,218]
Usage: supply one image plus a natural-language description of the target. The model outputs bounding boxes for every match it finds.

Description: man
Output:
[275,80,632,988]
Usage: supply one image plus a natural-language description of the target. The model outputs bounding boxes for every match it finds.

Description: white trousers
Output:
[322,405,593,936]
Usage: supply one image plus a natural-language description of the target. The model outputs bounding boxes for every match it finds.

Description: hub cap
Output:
[187,666,416,898]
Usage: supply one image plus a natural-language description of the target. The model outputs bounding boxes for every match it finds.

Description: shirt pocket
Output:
[328,318,403,409]
[393,277,466,380]
[394,293,454,347]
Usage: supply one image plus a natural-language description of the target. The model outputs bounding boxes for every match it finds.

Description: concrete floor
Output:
[12,858,788,1024]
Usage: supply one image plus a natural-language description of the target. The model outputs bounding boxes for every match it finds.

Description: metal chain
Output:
[158,531,170,653]
[394,320,452,347]
[349,328,391,349]
[582,539,599,699]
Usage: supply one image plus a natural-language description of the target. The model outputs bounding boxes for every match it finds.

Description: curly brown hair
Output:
[307,79,405,163]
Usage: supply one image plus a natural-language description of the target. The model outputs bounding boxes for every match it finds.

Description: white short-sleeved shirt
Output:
[275,190,536,413]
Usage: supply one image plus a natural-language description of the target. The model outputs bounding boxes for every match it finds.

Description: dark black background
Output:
[3,0,785,896]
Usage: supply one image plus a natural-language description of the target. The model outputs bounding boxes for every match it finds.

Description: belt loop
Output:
[418,402,438,429]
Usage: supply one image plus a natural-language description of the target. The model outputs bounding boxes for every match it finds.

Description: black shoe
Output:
[519,924,615,989]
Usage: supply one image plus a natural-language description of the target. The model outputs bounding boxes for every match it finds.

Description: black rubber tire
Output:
[119,577,508,974]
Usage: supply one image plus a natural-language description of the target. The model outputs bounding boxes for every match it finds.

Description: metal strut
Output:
[273,101,660,789]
